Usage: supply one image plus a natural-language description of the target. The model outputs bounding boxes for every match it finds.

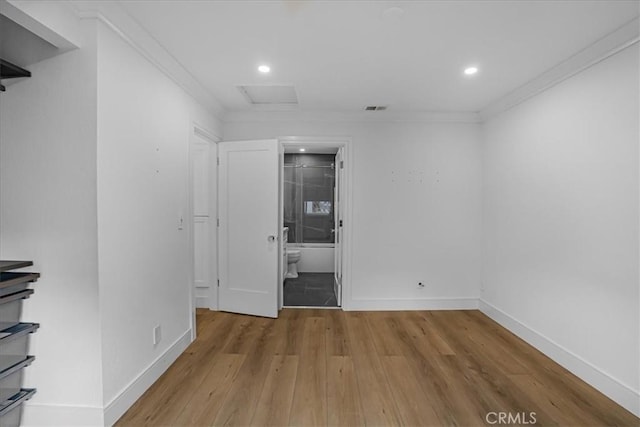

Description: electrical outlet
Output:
[153,325,162,345]
[418,282,425,288]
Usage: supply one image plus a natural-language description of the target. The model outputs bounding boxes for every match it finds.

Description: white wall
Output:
[224,119,483,309]
[481,45,639,415]
[95,21,221,422]
[0,21,105,426]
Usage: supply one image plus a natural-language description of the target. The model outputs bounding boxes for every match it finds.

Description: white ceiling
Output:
[118,0,639,113]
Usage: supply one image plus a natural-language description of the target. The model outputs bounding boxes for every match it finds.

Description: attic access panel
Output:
[0,59,31,92]
[237,85,298,105]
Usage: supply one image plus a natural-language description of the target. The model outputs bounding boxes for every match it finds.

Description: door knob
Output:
[267,235,276,242]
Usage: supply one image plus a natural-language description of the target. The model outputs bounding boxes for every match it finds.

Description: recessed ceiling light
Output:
[258,65,271,73]
[464,66,479,76]
[299,148,306,152]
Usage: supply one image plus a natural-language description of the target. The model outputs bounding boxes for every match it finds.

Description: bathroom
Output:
[283,149,340,307]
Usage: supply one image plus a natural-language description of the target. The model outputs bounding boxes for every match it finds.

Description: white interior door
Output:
[218,139,279,318]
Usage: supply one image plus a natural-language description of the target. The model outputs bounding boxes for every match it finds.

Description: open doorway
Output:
[280,138,349,309]
[190,136,350,321]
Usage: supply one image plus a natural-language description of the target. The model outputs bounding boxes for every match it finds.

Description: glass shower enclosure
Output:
[283,154,335,244]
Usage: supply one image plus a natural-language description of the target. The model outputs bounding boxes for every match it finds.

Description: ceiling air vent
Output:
[364,105,388,111]
[238,85,298,105]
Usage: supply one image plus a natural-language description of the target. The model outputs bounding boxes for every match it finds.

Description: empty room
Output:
[0,1,638,426]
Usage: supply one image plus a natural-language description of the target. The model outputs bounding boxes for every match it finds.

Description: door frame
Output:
[279,136,353,310]
[188,122,220,341]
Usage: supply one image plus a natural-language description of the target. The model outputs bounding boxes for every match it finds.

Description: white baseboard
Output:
[103,329,193,426]
[479,299,640,417]
[22,329,193,427]
[22,403,104,426]
[346,297,479,311]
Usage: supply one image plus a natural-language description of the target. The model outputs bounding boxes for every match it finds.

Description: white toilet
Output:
[286,249,301,279]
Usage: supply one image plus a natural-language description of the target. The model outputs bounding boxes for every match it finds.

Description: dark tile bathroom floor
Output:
[283,273,338,307]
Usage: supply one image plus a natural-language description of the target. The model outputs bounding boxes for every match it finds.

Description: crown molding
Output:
[480,17,640,121]
[67,1,225,118]
[223,110,481,124]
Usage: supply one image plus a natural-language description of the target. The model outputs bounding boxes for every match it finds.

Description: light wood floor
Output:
[116,309,639,426]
